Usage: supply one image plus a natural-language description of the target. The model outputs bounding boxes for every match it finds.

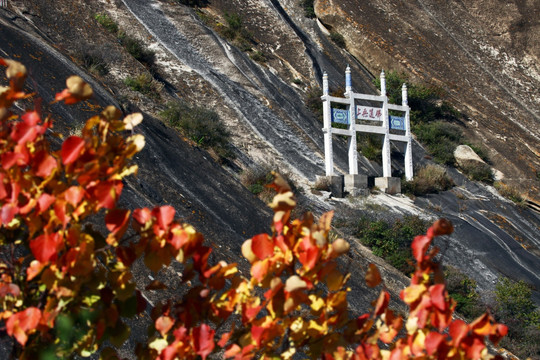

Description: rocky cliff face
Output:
[314,0,540,201]
[1,0,539,340]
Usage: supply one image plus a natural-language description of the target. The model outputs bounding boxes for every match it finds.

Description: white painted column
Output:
[381,70,391,177]
[403,83,414,180]
[345,65,358,175]
[322,72,334,176]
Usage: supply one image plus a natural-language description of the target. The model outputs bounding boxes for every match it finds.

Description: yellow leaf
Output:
[66,75,93,99]
[331,239,349,256]
[365,263,382,288]
[127,134,145,153]
[285,275,307,292]
[326,268,344,292]
[309,294,325,312]
[123,113,143,130]
[268,191,296,211]
[402,284,426,304]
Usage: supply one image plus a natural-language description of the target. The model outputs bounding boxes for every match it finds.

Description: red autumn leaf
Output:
[489,324,508,346]
[449,319,468,347]
[374,290,390,316]
[251,233,274,260]
[61,136,85,165]
[133,207,152,225]
[105,209,130,235]
[6,307,42,346]
[88,181,123,209]
[425,331,445,355]
[464,337,485,359]
[365,263,382,288]
[30,232,62,263]
[153,205,175,230]
[429,284,447,311]
[251,325,265,347]
[192,324,215,360]
[169,225,189,250]
[155,316,174,337]
[116,246,136,267]
[37,193,55,213]
[1,203,18,225]
[11,121,37,145]
[0,283,20,297]
[0,173,6,199]
[427,218,454,238]
[64,186,84,207]
[411,235,431,262]
[54,201,70,228]
[35,152,57,178]
[2,151,24,169]
[218,330,233,348]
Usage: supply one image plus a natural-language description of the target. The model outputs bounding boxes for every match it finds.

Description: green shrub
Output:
[444,267,483,320]
[159,101,233,159]
[79,52,109,76]
[402,164,454,196]
[124,74,161,98]
[118,35,156,68]
[355,215,429,274]
[460,162,494,184]
[250,50,266,63]
[494,182,526,206]
[495,277,540,326]
[358,133,383,163]
[305,87,323,122]
[330,31,346,49]
[413,121,462,165]
[94,13,119,34]
[299,0,316,18]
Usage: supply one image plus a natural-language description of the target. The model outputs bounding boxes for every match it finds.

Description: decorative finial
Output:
[323,71,329,95]
[345,65,352,94]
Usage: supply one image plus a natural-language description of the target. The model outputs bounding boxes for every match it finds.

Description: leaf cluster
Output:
[0,60,510,359]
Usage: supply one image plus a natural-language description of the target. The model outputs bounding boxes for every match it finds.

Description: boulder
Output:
[454,145,485,169]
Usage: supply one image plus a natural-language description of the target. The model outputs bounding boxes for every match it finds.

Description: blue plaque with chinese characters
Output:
[331,108,349,125]
[389,116,405,130]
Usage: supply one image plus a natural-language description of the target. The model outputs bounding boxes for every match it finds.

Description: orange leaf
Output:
[155,316,174,337]
[365,263,381,288]
[251,259,269,283]
[61,136,85,165]
[251,233,274,260]
[26,260,45,281]
[192,324,215,360]
[449,319,468,346]
[374,291,390,316]
[6,307,41,346]
[133,207,152,225]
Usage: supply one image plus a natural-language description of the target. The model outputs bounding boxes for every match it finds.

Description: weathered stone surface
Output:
[454,144,485,169]
[375,177,401,194]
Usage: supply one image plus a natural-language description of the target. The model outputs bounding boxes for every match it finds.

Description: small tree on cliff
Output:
[0,59,507,359]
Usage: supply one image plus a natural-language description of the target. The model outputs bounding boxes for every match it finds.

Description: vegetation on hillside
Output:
[159,100,234,160]
[0,60,510,359]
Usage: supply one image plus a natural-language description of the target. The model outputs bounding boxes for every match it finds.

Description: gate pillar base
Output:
[375,177,401,195]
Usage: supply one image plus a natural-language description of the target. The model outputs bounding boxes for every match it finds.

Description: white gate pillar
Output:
[403,84,414,180]
[322,72,334,176]
[345,65,358,175]
[380,71,392,177]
